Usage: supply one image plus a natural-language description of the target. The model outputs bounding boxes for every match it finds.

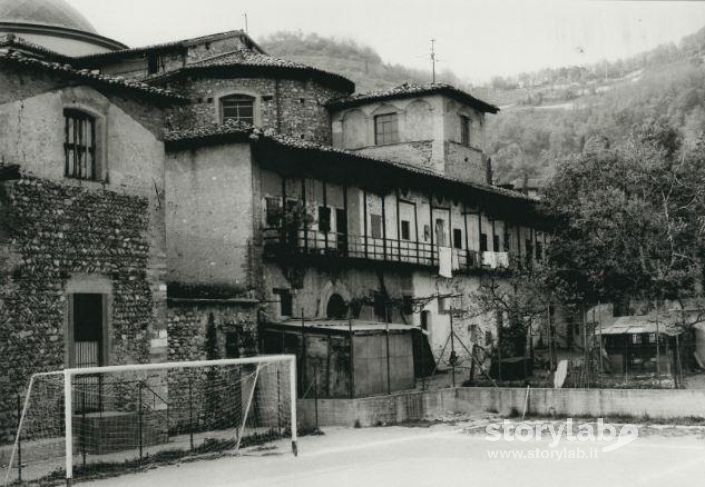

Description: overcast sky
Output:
[69,0,705,83]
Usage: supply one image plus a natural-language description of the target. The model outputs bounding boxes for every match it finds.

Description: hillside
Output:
[260,31,467,93]
[261,27,705,184]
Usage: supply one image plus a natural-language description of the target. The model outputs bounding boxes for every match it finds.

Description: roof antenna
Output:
[430,39,437,84]
[243,13,249,34]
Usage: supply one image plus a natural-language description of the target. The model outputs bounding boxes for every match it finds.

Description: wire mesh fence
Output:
[2,358,295,486]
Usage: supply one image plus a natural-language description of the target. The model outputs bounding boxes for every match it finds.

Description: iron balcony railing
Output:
[263,228,512,272]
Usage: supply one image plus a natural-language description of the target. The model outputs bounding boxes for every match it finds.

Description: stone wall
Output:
[0,177,158,443]
[164,77,344,145]
[444,142,489,185]
[167,300,259,363]
[298,387,705,429]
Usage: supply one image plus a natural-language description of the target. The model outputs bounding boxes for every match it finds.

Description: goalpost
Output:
[3,355,297,486]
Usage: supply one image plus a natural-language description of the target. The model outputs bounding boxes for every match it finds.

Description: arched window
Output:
[326,294,348,320]
[220,94,255,125]
[64,109,97,181]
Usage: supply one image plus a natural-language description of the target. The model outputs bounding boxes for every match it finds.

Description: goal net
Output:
[2,356,297,486]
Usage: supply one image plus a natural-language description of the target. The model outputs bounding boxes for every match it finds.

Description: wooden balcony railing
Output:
[262,228,511,272]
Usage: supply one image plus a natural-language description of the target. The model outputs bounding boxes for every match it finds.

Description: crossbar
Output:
[63,355,296,377]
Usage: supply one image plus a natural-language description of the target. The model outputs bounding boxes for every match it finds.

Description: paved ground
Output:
[80,421,705,487]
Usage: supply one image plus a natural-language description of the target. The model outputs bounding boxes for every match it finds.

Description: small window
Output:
[225,331,240,359]
[373,292,387,320]
[370,214,383,239]
[401,220,411,240]
[460,115,471,146]
[632,334,642,345]
[374,113,399,145]
[402,296,414,315]
[64,109,97,181]
[147,52,160,75]
[265,197,282,227]
[318,206,331,233]
[221,94,255,125]
[648,333,657,344]
[453,229,463,249]
[421,310,431,331]
[493,235,501,252]
[480,233,488,252]
[274,289,293,317]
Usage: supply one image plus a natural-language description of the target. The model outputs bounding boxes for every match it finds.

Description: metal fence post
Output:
[138,382,144,461]
[314,367,319,431]
[188,377,194,452]
[16,394,22,483]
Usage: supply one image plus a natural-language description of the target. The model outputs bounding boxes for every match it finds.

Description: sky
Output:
[68,0,705,83]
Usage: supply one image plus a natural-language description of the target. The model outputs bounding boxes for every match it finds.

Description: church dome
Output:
[0,0,97,34]
[0,0,126,56]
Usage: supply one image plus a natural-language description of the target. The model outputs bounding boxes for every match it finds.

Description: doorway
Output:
[70,293,106,413]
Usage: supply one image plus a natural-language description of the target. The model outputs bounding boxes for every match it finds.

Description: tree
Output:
[468,260,558,380]
[543,125,705,310]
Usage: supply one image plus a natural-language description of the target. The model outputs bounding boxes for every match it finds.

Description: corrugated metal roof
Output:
[598,314,684,336]
[266,318,416,335]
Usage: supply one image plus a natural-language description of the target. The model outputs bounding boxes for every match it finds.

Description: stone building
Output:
[0,0,551,413]
[0,0,184,441]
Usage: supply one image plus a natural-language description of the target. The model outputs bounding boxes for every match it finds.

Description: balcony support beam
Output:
[382,193,387,262]
[363,190,369,259]
[463,203,470,269]
[323,180,328,252]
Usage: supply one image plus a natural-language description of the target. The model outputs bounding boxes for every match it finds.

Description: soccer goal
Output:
[3,355,297,486]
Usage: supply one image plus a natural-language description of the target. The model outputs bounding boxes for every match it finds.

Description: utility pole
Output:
[431,39,437,83]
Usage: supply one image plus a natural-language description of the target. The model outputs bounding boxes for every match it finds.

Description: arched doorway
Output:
[326,294,348,319]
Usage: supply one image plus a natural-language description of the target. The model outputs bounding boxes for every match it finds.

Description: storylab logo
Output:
[484,418,639,460]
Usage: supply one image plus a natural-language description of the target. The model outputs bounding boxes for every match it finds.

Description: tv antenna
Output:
[431,39,437,83]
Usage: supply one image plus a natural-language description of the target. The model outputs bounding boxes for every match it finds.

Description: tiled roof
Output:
[150,49,355,94]
[164,124,535,203]
[164,120,254,144]
[328,82,500,114]
[0,33,69,61]
[0,51,187,103]
[72,30,265,63]
[190,49,318,70]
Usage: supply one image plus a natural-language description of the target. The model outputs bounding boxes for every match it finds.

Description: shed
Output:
[597,314,684,376]
[261,319,416,398]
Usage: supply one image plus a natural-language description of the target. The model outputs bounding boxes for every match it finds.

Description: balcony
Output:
[262,228,503,273]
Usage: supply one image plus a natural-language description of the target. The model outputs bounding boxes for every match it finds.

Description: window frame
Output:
[318,206,332,233]
[460,114,471,146]
[453,228,463,249]
[370,214,384,239]
[374,112,399,146]
[220,94,256,126]
[64,108,99,182]
[400,220,411,241]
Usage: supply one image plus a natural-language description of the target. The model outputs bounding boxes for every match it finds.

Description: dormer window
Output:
[64,109,97,181]
[374,113,399,145]
[460,115,471,146]
[221,94,255,125]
